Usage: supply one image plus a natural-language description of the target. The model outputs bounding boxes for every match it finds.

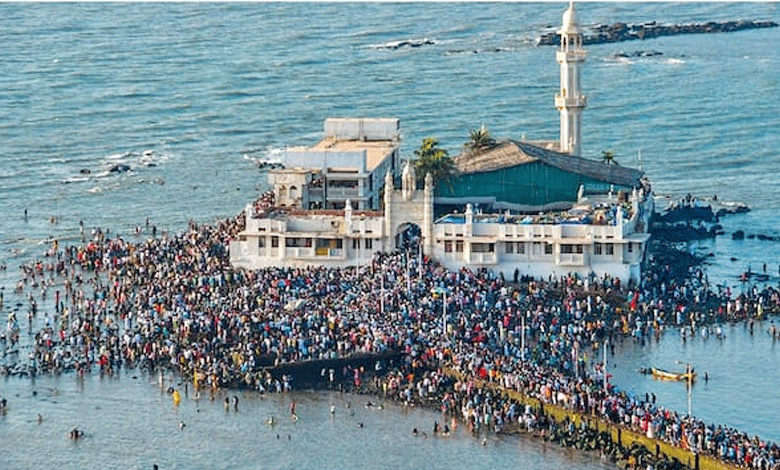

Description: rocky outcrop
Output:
[650,196,748,241]
[538,19,778,46]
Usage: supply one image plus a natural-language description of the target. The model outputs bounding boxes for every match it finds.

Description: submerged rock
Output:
[109,164,131,173]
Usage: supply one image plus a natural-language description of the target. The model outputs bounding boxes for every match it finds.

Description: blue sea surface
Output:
[1,3,779,469]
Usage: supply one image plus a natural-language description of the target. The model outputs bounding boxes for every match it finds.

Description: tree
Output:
[414,137,455,190]
[467,124,497,151]
[601,150,619,165]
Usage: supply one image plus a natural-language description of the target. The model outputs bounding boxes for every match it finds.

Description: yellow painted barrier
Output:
[442,368,739,470]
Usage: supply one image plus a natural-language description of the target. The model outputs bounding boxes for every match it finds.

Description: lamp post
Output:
[418,237,423,280]
[676,360,693,417]
[521,312,525,362]
[380,260,384,315]
[432,287,449,338]
[406,248,411,298]
[603,339,609,393]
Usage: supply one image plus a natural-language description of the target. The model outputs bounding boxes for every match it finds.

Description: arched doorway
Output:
[395,222,421,251]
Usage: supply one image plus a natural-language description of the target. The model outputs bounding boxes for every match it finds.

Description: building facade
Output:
[230,163,653,282]
[269,118,400,211]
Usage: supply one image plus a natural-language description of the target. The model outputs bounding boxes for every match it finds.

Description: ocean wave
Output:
[243,147,284,168]
[366,38,436,50]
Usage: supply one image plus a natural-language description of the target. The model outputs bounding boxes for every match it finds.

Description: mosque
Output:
[229,3,654,283]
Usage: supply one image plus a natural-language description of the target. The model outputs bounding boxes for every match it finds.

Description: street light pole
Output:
[406,248,411,298]
[418,238,422,280]
[574,341,579,379]
[521,313,525,362]
[603,339,608,393]
[686,363,692,417]
[443,290,447,338]
[380,261,384,315]
[677,360,693,417]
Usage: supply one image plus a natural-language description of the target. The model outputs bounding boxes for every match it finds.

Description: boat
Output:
[651,367,696,382]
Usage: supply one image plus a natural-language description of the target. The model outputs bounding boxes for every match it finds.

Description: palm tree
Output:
[601,150,619,165]
[467,124,497,151]
[414,137,455,190]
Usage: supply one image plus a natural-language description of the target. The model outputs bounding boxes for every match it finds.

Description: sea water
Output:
[1,3,779,469]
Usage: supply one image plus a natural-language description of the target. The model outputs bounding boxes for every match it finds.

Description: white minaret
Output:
[555,1,587,156]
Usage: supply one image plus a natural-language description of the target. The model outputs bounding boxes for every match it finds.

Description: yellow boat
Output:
[651,367,696,382]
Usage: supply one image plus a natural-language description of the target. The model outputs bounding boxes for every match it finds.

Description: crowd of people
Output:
[2,196,780,469]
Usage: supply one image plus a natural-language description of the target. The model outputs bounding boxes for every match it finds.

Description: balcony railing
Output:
[558,253,585,266]
[326,188,361,199]
[469,252,497,265]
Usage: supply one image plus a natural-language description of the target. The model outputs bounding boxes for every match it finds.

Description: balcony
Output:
[285,247,312,258]
[555,94,587,109]
[558,253,586,266]
[308,187,325,199]
[556,49,587,62]
[314,248,344,258]
[326,188,361,199]
[468,252,497,265]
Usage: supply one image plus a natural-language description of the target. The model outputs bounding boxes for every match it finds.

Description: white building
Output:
[229,2,654,283]
[269,117,401,211]
[231,163,432,270]
[230,162,652,282]
[431,188,652,282]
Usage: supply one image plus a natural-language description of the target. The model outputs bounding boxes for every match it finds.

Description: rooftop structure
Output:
[269,118,400,211]
[441,140,643,209]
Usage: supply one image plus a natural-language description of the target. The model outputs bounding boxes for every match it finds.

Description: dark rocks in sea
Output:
[537,19,778,46]
[650,223,719,241]
[109,164,131,173]
[614,50,663,59]
[257,161,284,170]
[650,195,749,242]
[731,231,780,242]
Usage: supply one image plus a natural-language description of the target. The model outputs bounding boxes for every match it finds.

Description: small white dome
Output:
[558,2,582,35]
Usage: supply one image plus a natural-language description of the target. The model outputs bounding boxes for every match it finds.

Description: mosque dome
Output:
[558,2,583,35]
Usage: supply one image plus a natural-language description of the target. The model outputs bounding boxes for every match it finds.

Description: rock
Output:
[756,233,779,241]
[614,50,663,58]
[109,164,131,173]
[732,230,745,240]
[537,19,778,46]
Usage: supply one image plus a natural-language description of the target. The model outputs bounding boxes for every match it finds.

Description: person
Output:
[69,427,84,439]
